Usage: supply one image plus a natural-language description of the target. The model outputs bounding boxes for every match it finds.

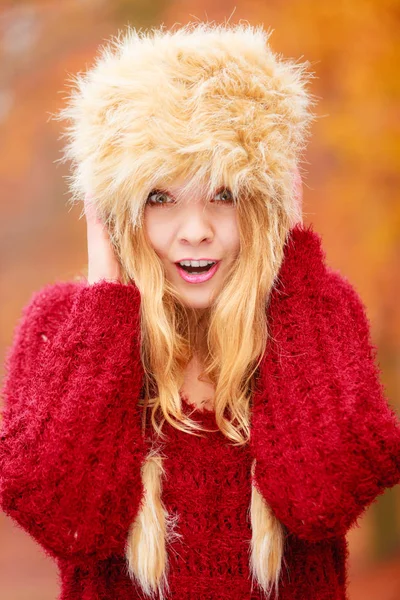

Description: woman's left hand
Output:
[292,165,303,225]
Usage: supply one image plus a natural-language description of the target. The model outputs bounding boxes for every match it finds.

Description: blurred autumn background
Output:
[0,0,399,598]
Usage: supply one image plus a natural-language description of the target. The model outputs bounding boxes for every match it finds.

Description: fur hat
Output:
[55,21,316,230]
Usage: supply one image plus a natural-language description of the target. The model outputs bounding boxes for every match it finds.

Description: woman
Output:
[1,21,399,600]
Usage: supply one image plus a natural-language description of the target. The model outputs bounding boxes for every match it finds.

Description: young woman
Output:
[1,21,399,600]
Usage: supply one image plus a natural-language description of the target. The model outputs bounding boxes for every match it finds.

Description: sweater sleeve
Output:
[0,279,147,561]
[251,223,400,543]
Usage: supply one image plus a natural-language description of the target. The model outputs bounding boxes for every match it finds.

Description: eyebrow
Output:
[150,185,228,201]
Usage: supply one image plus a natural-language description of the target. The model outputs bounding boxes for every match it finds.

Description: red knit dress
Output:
[1,224,399,599]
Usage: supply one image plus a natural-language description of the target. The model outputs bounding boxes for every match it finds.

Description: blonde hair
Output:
[55,19,316,599]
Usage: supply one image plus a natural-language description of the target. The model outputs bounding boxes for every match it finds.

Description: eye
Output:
[213,187,234,204]
[145,187,234,207]
[146,189,173,207]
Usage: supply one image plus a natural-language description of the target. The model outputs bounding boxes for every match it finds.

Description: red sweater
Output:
[1,223,399,599]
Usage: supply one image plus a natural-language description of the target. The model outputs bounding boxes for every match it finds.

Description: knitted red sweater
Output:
[1,224,399,600]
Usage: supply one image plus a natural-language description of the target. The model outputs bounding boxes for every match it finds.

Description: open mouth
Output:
[178,263,215,274]
[175,261,220,283]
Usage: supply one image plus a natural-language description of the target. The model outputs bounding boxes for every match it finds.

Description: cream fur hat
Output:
[55,21,316,231]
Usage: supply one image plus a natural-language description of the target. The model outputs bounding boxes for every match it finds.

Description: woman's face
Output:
[143,179,240,311]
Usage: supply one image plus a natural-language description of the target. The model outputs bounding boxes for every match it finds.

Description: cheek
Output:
[144,222,172,260]
[219,215,240,254]
[144,213,162,251]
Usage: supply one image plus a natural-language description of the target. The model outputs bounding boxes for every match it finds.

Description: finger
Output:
[292,166,303,208]
[84,193,103,225]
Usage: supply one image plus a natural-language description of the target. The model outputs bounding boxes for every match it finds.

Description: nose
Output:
[177,204,214,245]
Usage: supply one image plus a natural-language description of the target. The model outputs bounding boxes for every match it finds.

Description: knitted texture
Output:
[0,281,147,560]
[1,223,399,600]
[251,224,400,543]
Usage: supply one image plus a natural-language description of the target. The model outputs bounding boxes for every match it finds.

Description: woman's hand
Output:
[84,193,122,285]
[292,164,303,225]
[293,165,303,212]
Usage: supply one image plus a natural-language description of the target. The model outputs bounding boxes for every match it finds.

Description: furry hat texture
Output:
[55,21,317,230]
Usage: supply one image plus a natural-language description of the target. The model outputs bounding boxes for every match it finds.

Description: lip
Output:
[175,261,220,283]
[175,258,219,262]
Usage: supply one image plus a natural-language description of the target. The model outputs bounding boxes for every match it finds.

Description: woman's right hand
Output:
[84,193,122,285]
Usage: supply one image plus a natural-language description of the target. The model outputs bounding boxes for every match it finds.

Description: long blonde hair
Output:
[121,185,290,599]
[55,19,316,599]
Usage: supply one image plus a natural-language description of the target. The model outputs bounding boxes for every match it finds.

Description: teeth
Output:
[178,260,216,267]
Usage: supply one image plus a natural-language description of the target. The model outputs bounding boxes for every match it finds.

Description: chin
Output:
[182,299,211,311]
[177,290,214,311]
